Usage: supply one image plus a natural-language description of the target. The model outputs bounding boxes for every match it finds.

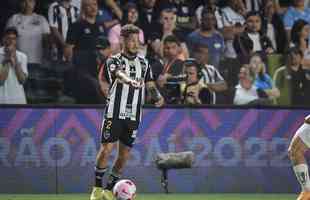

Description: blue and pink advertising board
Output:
[0,107,308,193]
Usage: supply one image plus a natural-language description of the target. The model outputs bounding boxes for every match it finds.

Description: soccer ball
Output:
[113,179,136,200]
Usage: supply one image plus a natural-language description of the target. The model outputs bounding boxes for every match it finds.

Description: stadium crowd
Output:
[0,0,309,106]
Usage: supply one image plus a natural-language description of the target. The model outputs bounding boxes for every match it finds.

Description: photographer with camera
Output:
[180,59,210,105]
[157,35,184,104]
[0,27,28,104]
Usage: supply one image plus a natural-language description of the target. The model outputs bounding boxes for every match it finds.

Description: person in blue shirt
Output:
[249,53,280,99]
[186,7,224,69]
[283,0,310,40]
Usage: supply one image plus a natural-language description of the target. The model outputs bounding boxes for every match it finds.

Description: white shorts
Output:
[296,123,310,148]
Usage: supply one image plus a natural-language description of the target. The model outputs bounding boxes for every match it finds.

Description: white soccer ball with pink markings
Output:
[113,179,136,200]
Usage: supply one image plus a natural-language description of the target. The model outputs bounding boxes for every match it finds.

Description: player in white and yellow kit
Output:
[289,115,310,200]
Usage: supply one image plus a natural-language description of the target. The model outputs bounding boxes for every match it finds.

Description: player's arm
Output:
[115,70,141,88]
[107,58,141,88]
[145,81,164,107]
[98,64,110,97]
[144,62,164,107]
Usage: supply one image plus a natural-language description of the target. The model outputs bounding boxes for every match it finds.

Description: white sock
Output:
[294,164,310,191]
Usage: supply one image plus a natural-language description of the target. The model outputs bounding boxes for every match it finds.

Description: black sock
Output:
[95,166,108,187]
[105,172,121,190]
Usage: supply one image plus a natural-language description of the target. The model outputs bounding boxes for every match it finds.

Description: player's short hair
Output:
[120,24,140,38]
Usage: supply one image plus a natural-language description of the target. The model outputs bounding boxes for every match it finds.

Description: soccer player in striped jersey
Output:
[90,24,164,200]
[289,115,310,200]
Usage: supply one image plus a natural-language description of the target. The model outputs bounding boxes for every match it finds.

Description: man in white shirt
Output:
[0,27,28,104]
[233,66,268,105]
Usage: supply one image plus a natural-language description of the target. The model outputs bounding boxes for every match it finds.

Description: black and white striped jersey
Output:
[48,2,79,40]
[200,64,225,104]
[103,53,153,122]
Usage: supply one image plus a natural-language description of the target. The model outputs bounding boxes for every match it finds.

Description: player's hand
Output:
[129,79,144,88]
[154,96,164,107]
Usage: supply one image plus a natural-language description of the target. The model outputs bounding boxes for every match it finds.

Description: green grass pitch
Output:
[0,193,298,200]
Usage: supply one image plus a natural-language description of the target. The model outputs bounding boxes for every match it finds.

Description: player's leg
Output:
[95,143,115,187]
[90,143,115,200]
[101,142,132,200]
[90,119,118,200]
[106,142,132,190]
[288,123,310,200]
[105,120,137,191]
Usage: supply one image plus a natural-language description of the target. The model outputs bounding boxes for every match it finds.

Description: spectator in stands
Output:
[180,59,210,105]
[221,0,246,59]
[157,35,184,104]
[6,0,50,103]
[161,35,184,77]
[6,0,50,66]
[108,2,144,54]
[65,0,106,104]
[283,0,310,41]
[138,0,165,82]
[192,43,228,104]
[71,0,81,11]
[243,0,263,12]
[273,47,310,106]
[158,9,180,40]
[273,0,289,14]
[100,0,123,21]
[195,0,224,30]
[149,8,189,61]
[96,36,112,100]
[233,65,269,105]
[138,0,160,43]
[187,8,224,68]
[156,0,197,35]
[96,0,120,30]
[48,0,79,61]
[0,27,28,104]
[219,0,245,88]
[249,53,280,99]
[0,1,18,39]
[291,19,310,69]
[261,0,288,54]
[233,11,274,64]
